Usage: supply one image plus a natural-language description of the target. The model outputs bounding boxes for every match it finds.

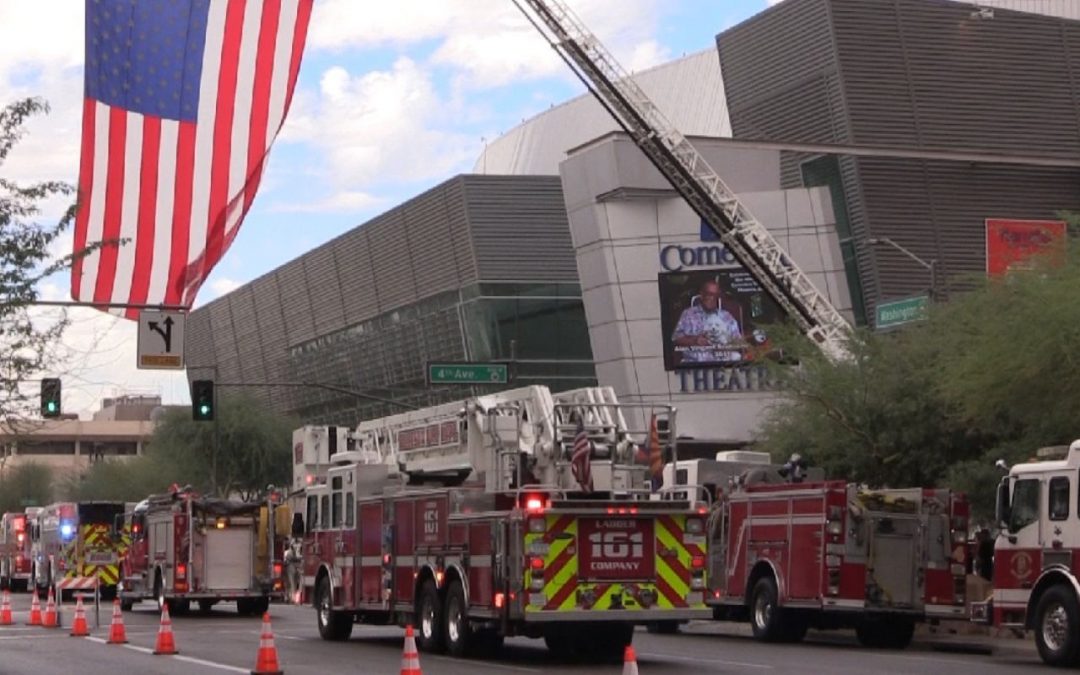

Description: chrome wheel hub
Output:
[318,593,329,627]
[1043,604,1069,652]
[448,600,461,643]
[754,593,771,629]
[421,600,434,639]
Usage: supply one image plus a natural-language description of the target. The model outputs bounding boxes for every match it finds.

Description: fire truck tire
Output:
[416,579,446,653]
[855,617,913,649]
[197,600,215,614]
[750,577,785,642]
[645,620,681,634]
[443,580,471,657]
[781,615,808,643]
[1034,585,1080,667]
[120,600,133,612]
[316,577,353,641]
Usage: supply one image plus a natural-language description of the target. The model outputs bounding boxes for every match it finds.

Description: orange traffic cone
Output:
[622,645,639,675]
[250,612,283,675]
[152,604,178,655]
[0,589,12,626]
[26,588,41,626]
[69,595,89,637]
[400,625,421,675]
[42,587,58,628]
[107,599,128,644]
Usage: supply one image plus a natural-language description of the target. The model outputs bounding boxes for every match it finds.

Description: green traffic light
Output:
[199,404,210,416]
[46,402,57,413]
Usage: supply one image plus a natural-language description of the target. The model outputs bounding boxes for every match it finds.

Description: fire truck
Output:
[29,501,128,598]
[118,486,286,614]
[299,385,709,659]
[971,441,1080,667]
[0,511,32,591]
[665,454,968,647]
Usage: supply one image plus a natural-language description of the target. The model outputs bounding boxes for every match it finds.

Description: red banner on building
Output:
[985,219,1067,277]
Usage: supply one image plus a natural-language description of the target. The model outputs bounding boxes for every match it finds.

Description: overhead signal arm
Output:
[512,0,853,362]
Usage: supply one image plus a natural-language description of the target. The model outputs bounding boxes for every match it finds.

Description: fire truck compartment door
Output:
[204,529,254,591]
[868,518,920,608]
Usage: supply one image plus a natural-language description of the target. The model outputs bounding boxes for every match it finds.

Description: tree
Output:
[0,98,76,422]
[140,392,295,499]
[0,462,53,514]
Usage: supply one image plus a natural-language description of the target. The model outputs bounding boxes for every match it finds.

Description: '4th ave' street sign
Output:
[427,362,510,385]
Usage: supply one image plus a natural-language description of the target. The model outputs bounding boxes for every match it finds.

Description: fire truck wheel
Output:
[750,577,785,642]
[416,579,446,653]
[315,577,353,641]
[197,600,215,614]
[443,580,471,657]
[1034,585,1080,667]
[154,574,166,612]
[120,601,133,612]
[645,620,681,634]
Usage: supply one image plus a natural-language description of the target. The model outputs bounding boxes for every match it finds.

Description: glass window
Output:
[332,492,342,529]
[345,493,355,528]
[1009,479,1040,533]
[1050,477,1069,521]
[307,496,318,532]
[320,495,330,530]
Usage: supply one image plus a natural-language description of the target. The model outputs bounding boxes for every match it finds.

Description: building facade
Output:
[186,175,595,424]
[717,0,1080,323]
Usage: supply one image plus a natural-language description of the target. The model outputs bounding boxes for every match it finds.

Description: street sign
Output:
[137,310,186,370]
[875,295,929,330]
[427,362,510,385]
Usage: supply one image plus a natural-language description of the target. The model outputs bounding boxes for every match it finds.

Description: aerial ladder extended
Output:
[512,0,854,362]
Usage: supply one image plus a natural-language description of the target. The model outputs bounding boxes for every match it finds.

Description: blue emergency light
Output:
[60,522,75,539]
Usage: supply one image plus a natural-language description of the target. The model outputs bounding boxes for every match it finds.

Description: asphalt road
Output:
[0,592,1044,674]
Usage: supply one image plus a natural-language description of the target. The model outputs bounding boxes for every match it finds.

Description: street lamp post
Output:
[868,237,938,301]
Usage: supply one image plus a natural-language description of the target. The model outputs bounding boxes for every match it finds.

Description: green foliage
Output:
[65,392,296,502]
[0,97,77,420]
[757,238,1080,523]
[0,462,54,513]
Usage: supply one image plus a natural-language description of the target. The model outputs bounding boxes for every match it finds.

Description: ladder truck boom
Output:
[512,0,853,362]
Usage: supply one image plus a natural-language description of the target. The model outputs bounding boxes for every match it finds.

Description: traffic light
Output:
[191,379,215,421]
[40,378,61,418]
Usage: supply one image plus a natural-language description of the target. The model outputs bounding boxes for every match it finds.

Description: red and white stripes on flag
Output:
[72,0,313,318]
[571,414,593,492]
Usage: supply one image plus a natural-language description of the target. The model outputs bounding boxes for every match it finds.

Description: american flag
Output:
[72,0,314,318]
[570,414,593,492]
[647,413,664,492]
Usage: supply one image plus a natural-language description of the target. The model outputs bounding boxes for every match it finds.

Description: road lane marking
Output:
[430,655,543,673]
[86,636,250,673]
[638,652,774,670]
[0,633,70,640]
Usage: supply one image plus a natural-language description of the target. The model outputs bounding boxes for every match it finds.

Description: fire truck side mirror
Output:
[995,478,1011,530]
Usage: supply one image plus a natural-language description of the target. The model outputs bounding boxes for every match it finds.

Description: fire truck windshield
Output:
[1008,478,1039,533]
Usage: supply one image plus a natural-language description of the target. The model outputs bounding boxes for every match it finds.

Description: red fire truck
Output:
[29,501,128,598]
[971,441,1080,667]
[666,454,968,647]
[300,386,709,659]
[119,487,285,614]
[0,512,32,591]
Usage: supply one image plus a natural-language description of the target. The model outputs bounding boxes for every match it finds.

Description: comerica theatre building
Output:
[190,0,1080,445]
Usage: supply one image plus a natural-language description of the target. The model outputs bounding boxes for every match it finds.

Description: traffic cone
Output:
[42,587,58,628]
[400,625,421,675]
[0,589,12,626]
[622,645,639,675]
[152,604,178,655]
[69,595,89,637]
[250,612,283,675]
[107,599,128,644]
[26,588,41,626]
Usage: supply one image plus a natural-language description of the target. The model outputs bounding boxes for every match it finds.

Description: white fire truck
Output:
[666,454,968,647]
[298,385,709,659]
[118,487,286,614]
[0,511,32,591]
[971,441,1080,667]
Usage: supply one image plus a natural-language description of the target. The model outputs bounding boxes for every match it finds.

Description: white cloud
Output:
[209,278,242,298]
[269,190,386,214]
[284,59,479,188]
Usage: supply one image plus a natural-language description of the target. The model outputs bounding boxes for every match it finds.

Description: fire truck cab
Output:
[0,512,31,591]
[301,386,710,660]
[119,487,285,614]
[972,441,1080,667]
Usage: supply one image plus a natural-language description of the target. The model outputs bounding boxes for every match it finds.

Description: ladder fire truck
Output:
[0,511,32,591]
[971,441,1080,667]
[29,501,128,598]
[298,385,709,659]
[118,486,286,614]
[666,454,968,647]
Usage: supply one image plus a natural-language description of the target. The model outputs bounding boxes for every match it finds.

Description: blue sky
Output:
[0,0,779,416]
